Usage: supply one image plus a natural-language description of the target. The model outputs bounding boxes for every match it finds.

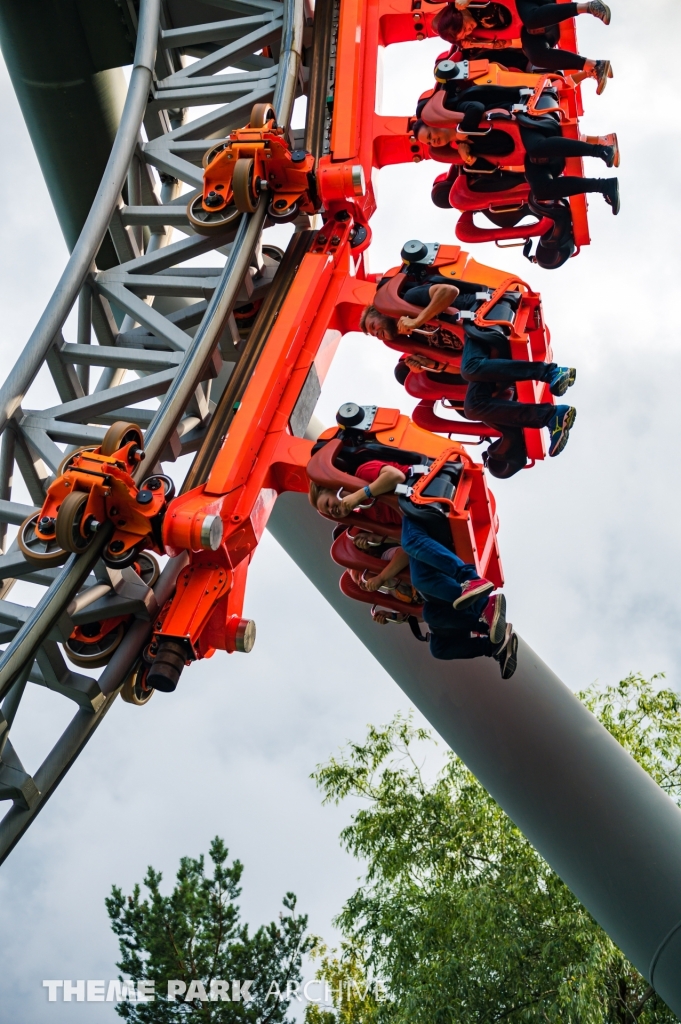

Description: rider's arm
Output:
[340,465,407,516]
[398,283,460,334]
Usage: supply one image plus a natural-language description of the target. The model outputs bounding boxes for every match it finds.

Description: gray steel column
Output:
[267,493,681,1013]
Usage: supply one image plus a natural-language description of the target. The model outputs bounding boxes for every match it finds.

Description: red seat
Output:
[448,170,530,212]
[455,208,554,245]
[339,570,424,616]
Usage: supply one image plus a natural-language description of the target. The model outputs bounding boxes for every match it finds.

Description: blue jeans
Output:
[401,516,480,603]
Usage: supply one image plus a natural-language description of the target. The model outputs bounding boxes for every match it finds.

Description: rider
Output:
[413,119,620,215]
[309,460,517,676]
[360,277,578,459]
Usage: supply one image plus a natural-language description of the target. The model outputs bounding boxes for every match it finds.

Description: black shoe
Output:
[493,625,518,679]
[602,177,620,215]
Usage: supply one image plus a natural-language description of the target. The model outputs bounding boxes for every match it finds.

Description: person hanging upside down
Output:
[413,119,620,214]
[310,458,517,676]
[359,277,578,463]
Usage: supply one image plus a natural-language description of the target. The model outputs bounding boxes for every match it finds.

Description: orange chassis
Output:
[49,0,580,676]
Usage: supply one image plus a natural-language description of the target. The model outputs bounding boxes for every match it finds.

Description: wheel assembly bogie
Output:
[24,422,171,568]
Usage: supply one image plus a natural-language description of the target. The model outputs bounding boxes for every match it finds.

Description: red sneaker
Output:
[480,593,507,645]
[452,577,495,611]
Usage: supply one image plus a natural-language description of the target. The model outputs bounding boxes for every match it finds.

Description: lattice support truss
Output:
[0,0,306,858]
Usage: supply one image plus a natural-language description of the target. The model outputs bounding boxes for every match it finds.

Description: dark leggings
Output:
[522,130,609,201]
[516,0,580,30]
[516,0,585,72]
[521,28,586,71]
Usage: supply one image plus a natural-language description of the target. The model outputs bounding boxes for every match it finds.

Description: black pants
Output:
[521,28,586,71]
[521,129,609,202]
[461,335,555,386]
[424,599,496,661]
[516,0,584,71]
[517,0,579,30]
[464,380,554,429]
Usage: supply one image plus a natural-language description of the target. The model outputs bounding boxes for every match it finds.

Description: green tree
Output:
[106,836,314,1022]
[309,674,680,1024]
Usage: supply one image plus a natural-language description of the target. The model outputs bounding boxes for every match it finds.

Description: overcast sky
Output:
[0,0,680,1019]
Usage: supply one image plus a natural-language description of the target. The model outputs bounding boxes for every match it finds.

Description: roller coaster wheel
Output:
[55,492,96,555]
[267,200,299,223]
[202,142,227,169]
[120,660,155,706]
[262,244,285,263]
[186,193,241,235]
[233,158,260,214]
[484,206,531,229]
[102,541,144,571]
[18,513,69,568]
[64,622,126,669]
[250,102,276,128]
[57,446,97,476]
[350,224,369,249]
[135,551,160,588]
[140,473,175,502]
[100,421,143,459]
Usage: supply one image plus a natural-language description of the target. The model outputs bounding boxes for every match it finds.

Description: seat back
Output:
[455,208,554,245]
[421,91,464,129]
[448,173,530,212]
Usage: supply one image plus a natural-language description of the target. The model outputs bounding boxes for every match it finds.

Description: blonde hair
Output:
[308,480,321,508]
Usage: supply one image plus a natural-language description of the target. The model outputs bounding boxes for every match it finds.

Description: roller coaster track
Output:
[0,0,307,858]
[3,0,681,1010]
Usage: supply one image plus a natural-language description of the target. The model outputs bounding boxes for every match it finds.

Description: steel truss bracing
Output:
[0,0,306,859]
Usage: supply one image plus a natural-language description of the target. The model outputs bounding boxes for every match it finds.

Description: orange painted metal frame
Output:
[131,0,588,662]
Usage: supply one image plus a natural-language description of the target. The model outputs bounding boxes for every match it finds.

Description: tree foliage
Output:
[308,674,680,1024]
[106,836,313,1022]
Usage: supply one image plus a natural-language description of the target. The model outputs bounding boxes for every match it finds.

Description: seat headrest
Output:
[421,91,464,129]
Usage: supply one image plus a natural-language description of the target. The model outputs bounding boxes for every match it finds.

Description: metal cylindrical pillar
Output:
[0,0,133,265]
[268,492,681,1014]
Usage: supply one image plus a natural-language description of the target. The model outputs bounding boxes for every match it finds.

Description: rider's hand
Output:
[398,316,421,334]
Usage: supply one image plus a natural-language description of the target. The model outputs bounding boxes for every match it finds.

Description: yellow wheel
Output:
[64,622,126,669]
[186,192,241,235]
[100,421,143,458]
[55,491,94,555]
[250,102,276,128]
[18,513,68,568]
[120,660,155,706]
[233,158,259,214]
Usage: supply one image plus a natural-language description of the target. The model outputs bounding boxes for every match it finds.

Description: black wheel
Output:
[103,541,143,570]
[250,102,276,128]
[18,513,68,568]
[64,622,126,669]
[55,491,95,555]
[135,551,160,587]
[186,192,241,235]
[262,244,285,263]
[100,421,143,459]
[233,158,259,214]
[120,660,155,706]
[266,200,299,223]
[140,473,175,502]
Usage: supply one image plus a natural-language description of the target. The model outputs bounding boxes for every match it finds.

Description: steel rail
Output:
[0,0,305,861]
[0,0,161,436]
